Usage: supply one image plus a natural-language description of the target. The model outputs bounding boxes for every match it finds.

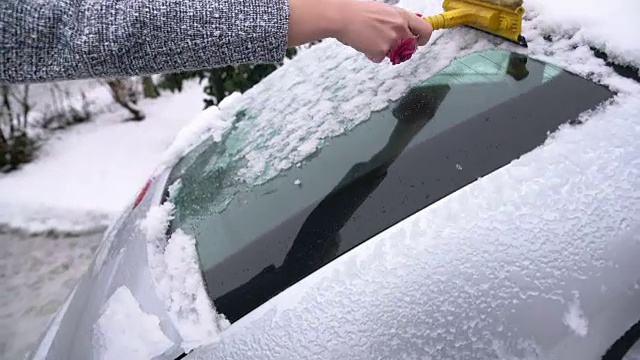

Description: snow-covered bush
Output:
[0,84,38,172]
[37,83,93,131]
[0,81,103,172]
[156,48,299,109]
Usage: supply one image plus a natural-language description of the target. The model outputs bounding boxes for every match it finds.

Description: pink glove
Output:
[387,13,422,65]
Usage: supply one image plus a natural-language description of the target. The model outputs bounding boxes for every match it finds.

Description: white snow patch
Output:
[92,286,173,360]
[524,0,640,69]
[139,181,229,352]
[157,103,234,173]
[563,293,589,337]
[139,200,176,249]
[161,229,229,351]
[218,91,243,112]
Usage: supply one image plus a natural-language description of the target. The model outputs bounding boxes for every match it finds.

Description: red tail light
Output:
[133,178,153,209]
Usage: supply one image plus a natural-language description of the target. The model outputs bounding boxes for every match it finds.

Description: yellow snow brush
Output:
[389,0,527,64]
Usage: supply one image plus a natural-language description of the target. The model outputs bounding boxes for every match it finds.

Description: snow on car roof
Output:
[523,0,640,70]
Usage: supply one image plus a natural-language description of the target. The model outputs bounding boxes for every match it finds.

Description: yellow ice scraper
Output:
[389,0,527,64]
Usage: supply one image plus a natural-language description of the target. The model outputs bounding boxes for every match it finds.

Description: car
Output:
[27,6,640,360]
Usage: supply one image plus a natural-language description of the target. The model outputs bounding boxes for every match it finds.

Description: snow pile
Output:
[523,0,640,70]
[138,180,230,352]
[92,286,174,360]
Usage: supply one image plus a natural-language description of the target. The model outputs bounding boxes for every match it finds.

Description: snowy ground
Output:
[1,0,639,358]
[0,80,207,234]
[0,230,103,360]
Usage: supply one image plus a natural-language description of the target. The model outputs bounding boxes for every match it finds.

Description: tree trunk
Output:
[142,76,160,99]
[106,79,146,121]
[212,70,226,105]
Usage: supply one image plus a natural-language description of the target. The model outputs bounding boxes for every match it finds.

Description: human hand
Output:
[288,0,432,64]
[331,0,433,63]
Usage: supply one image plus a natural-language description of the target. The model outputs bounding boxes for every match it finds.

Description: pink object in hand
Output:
[387,38,418,65]
[387,13,423,65]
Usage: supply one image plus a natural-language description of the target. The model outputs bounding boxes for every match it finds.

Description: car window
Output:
[166,49,614,323]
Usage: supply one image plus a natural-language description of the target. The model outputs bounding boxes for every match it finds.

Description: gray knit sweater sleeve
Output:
[0,0,290,84]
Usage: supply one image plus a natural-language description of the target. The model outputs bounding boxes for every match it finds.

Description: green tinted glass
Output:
[167,49,565,270]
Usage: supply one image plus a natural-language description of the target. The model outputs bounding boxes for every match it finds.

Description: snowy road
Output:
[0,230,103,360]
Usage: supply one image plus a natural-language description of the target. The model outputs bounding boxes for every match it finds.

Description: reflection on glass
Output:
[212,84,451,322]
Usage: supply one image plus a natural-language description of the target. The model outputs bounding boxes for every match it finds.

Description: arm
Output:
[1,0,433,84]
[1,0,292,84]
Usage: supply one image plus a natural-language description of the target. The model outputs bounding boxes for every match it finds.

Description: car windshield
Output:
[166,49,614,323]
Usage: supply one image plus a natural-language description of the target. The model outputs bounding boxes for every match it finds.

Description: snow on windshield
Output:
[139,179,230,352]
[206,33,478,185]
[168,0,639,189]
[186,23,640,360]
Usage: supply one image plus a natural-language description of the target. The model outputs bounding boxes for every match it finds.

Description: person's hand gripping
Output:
[288,0,433,64]
[334,1,433,63]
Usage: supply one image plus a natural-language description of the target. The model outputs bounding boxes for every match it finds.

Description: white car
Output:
[28,1,640,360]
